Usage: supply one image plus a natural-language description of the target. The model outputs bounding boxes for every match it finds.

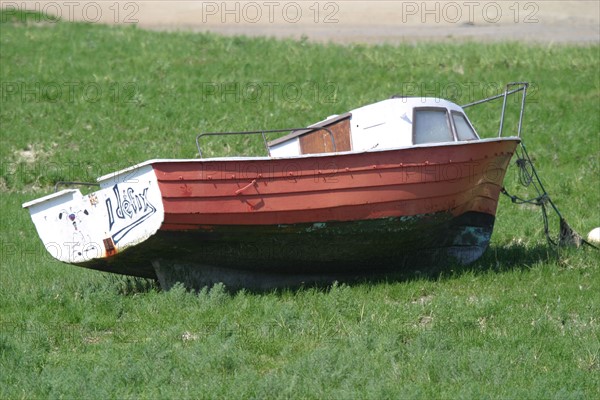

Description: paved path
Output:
[4,1,599,44]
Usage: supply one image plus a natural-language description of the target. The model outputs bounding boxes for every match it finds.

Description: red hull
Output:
[154,139,518,230]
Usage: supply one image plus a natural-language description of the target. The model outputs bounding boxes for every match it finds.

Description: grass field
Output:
[1,11,599,399]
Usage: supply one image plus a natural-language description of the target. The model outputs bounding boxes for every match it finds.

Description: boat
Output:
[23,82,530,289]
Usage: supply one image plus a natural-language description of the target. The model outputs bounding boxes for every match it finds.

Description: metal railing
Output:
[462,82,529,138]
[195,126,336,158]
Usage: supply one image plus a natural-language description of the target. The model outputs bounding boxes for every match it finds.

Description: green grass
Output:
[1,11,599,399]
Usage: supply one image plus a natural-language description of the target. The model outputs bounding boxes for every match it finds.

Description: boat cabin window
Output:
[452,111,478,141]
[412,108,454,144]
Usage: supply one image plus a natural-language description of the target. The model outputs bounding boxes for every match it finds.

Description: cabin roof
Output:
[268,97,465,148]
[355,97,465,113]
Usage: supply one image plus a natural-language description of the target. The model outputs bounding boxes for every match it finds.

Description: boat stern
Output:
[22,164,164,267]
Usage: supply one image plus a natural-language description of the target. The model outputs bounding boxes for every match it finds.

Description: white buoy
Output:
[587,227,600,244]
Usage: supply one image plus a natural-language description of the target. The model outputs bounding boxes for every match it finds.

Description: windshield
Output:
[452,112,478,141]
[413,108,453,144]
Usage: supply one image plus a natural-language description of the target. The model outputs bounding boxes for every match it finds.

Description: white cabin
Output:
[268,97,479,157]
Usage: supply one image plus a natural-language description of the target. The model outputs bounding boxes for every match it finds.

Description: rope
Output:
[500,187,558,246]
[501,141,598,249]
[515,155,533,187]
